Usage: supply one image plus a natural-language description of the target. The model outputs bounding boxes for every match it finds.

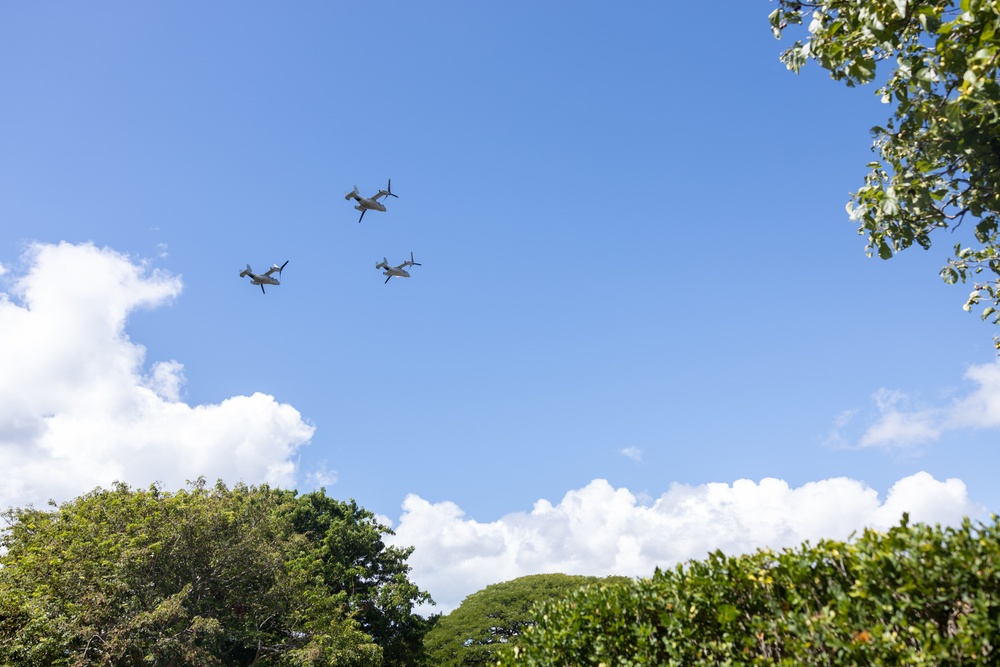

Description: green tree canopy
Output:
[771,0,1000,346]
[0,480,430,667]
[423,573,629,667]
[499,515,1000,666]
[282,491,433,667]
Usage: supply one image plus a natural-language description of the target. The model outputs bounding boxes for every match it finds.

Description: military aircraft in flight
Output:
[240,261,288,294]
[345,179,397,223]
[376,252,421,283]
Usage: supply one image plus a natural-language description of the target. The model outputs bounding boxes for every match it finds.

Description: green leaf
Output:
[945,102,964,131]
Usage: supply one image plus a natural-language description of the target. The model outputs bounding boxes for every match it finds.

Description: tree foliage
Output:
[282,492,433,667]
[771,0,1000,346]
[498,515,1000,666]
[0,480,430,667]
[423,574,627,667]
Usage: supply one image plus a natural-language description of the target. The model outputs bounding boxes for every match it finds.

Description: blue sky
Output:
[2,1,998,613]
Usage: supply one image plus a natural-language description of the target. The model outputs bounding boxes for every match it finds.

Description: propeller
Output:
[358,208,366,223]
[276,260,288,279]
[408,251,421,267]
[260,283,266,294]
[385,179,398,198]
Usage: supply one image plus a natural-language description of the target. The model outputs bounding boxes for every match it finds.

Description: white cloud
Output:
[620,446,643,462]
[388,473,981,615]
[945,361,1000,429]
[304,465,339,489]
[0,242,315,510]
[837,361,1000,449]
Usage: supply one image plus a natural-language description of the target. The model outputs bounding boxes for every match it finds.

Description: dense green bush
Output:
[499,515,1000,666]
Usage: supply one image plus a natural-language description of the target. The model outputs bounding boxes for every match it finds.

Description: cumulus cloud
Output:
[830,361,1000,449]
[0,242,315,510]
[389,473,981,614]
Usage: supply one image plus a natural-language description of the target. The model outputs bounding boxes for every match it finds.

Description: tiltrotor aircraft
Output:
[239,260,288,294]
[376,252,421,283]
[345,179,397,223]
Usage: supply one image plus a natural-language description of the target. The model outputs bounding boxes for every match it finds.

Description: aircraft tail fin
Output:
[239,264,252,277]
[345,185,359,200]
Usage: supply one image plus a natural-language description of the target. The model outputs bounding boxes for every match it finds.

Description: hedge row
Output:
[500,515,1000,666]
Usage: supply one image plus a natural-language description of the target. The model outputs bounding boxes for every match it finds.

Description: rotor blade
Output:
[358,208,366,223]
[384,275,391,284]
[261,284,266,294]
[387,179,397,197]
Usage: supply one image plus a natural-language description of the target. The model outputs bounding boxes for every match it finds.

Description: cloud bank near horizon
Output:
[389,473,982,614]
[0,242,315,510]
